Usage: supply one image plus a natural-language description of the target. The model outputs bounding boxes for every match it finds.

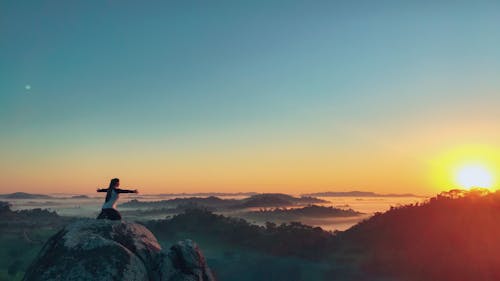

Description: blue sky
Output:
[1,1,499,193]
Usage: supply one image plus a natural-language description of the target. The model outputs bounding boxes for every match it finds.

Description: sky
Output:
[1,1,500,195]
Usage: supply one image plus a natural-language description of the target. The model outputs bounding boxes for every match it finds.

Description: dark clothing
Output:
[97,188,137,193]
[96,186,135,220]
[97,208,122,220]
[97,188,136,209]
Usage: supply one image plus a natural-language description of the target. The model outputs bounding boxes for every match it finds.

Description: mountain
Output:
[236,193,329,208]
[121,193,329,210]
[336,189,500,281]
[157,192,259,197]
[0,192,53,199]
[301,191,417,197]
[244,205,363,219]
[70,195,91,199]
[23,219,215,281]
[120,196,239,208]
[146,208,337,260]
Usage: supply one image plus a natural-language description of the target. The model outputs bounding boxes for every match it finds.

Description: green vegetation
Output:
[244,205,362,220]
[4,189,500,280]
[120,193,329,210]
[0,202,72,281]
[338,189,500,281]
[146,208,337,260]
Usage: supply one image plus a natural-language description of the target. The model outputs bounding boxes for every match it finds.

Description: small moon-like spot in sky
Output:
[25,85,31,90]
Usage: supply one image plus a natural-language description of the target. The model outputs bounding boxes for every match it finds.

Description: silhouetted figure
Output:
[96,178,138,220]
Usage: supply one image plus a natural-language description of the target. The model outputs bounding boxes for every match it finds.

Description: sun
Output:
[429,144,500,191]
[455,164,494,189]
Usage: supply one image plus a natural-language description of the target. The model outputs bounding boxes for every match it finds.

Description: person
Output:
[96,178,138,220]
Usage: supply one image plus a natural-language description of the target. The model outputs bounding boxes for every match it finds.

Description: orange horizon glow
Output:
[429,144,500,192]
[1,108,499,196]
[1,1,500,199]
[1,142,499,196]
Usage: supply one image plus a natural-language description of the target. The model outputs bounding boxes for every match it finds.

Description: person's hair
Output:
[109,178,120,189]
[105,178,120,203]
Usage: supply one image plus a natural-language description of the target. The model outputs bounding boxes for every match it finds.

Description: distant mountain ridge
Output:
[0,192,53,199]
[301,191,418,197]
[156,192,258,197]
[0,191,419,199]
[121,193,329,209]
[244,205,363,220]
[235,193,328,208]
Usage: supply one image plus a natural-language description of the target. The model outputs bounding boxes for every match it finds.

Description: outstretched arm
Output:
[116,188,138,194]
[97,188,109,192]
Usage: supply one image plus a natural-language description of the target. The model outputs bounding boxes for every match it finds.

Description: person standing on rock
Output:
[97,178,138,220]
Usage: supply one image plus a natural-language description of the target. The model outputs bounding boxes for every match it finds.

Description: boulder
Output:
[23,219,215,281]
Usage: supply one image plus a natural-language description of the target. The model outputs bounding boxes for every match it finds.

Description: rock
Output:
[162,240,216,281]
[23,219,215,281]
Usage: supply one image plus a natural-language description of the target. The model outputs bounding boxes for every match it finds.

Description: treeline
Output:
[0,202,70,281]
[146,190,500,280]
[0,201,67,236]
[121,193,328,210]
[0,201,64,229]
[246,205,362,219]
[337,189,500,281]
[146,208,337,260]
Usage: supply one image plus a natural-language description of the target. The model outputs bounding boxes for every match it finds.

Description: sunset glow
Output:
[1,2,499,195]
[455,164,494,189]
[2,2,500,281]
[429,144,500,191]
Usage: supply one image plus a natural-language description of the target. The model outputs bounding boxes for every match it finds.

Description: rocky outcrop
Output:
[23,219,215,281]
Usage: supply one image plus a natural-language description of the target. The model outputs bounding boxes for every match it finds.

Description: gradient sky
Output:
[1,1,500,194]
